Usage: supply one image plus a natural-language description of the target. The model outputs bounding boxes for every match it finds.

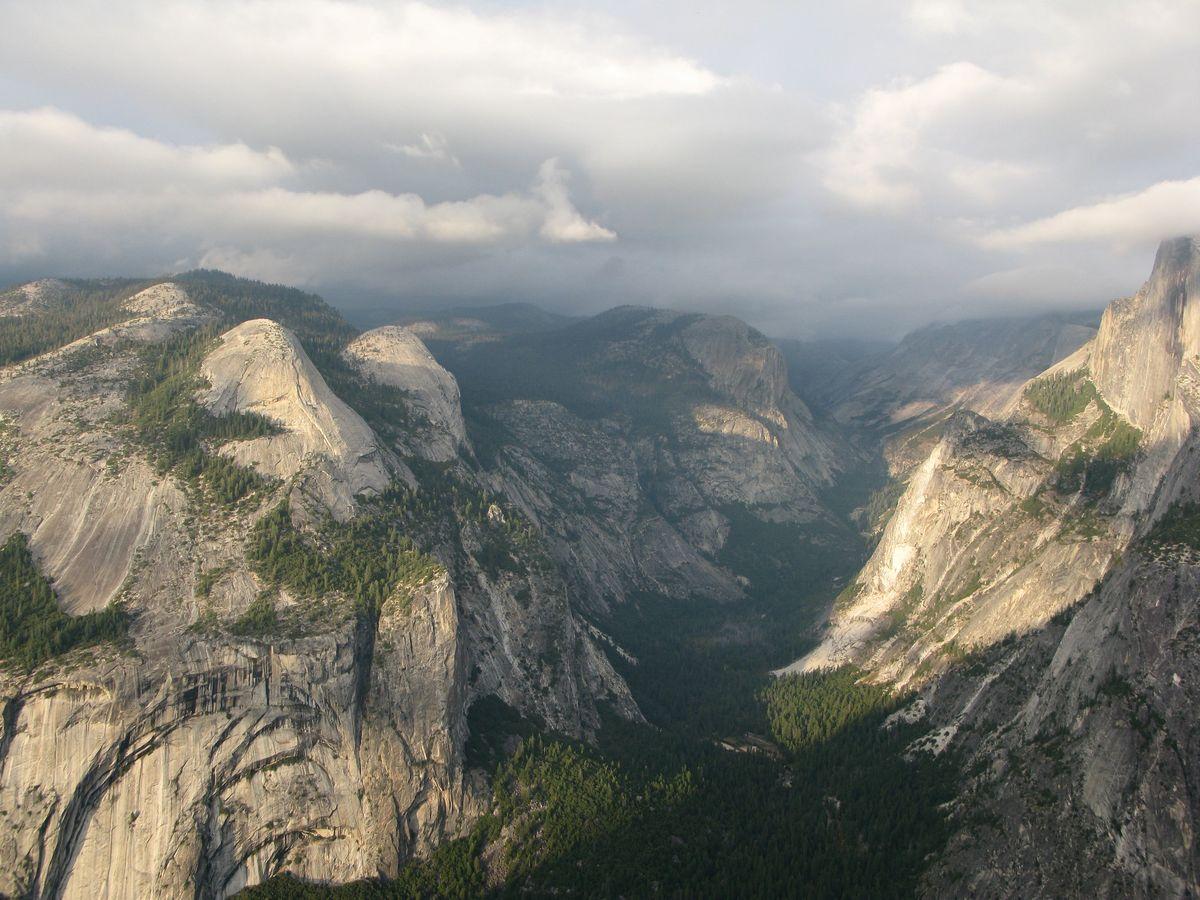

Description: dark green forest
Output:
[247,499,441,621]
[0,278,154,366]
[1024,370,1097,423]
[1054,402,1142,499]
[127,325,279,506]
[1145,501,1200,550]
[424,308,729,440]
[215,276,957,898]
[238,444,952,897]
[0,532,127,670]
[0,271,399,664]
[242,667,954,899]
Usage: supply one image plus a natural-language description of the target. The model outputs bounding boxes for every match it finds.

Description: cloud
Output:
[0,1,725,121]
[0,108,617,274]
[819,1,1200,223]
[0,0,809,313]
[981,178,1200,250]
[818,62,1032,212]
[0,107,293,190]
[964,263,1102,305]
[535,160,617,243]
[0,0,797,214]
[906,0,977,36]
[195,246,311,286]
[0,0,1197,337]
[390,133,461,167]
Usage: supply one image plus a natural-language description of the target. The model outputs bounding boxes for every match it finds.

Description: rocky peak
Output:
[1091,235,1200,430]
[342,325,468,461]
[198,318,394,517]
[574,305,808,421]
[0,278,70,316]
[0,274,645,898]
[788,239,1200,686]
[121,281,201,321]
[679,315,794,415]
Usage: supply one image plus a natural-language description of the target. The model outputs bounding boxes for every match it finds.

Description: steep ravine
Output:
[425,304,858,614]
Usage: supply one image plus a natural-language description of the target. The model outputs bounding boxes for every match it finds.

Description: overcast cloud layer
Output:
[0,0,1197,337]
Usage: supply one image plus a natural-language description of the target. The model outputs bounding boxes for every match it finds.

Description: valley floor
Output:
[242,457,960,899]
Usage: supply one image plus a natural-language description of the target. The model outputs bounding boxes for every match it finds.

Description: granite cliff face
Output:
[793,313,1099,481]
[1091,237,1200,431]
[790,237,1200,895]
[5,241,1196,896]
[921,533,1200,897]
[342,325,468,462]
[429,305,854,612]
[199,318,398,520]
[794,238,1198,683]
[0,276,635,898]
[0,278,852,900]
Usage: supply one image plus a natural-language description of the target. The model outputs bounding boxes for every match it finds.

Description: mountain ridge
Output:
[783,236,1200,897]
[0,274,637,897]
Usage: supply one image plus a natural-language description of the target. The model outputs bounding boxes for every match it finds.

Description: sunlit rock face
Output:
[123,282,203,321]
[1090,237,1200,431]
[342,325,469,462]
[793,237,1200,686]
[0,277,637,898]
[433,304,860,614]
[198,318,396,520]
[786,238,1200,897]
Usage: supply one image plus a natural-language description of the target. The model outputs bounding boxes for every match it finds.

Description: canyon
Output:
[0,240,1196,896]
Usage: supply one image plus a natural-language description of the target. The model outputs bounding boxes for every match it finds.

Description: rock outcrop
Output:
[921,533,1200,897]
[122,282,202,321]
[6,254,1179,896]
[343,326,468,461]
[0,278,70,317]
[788,237,1200,895]
[487,397,742,607]
[199,319,396,519]
[789,241,1200,685]
[430,304,855,612]
[1091,237,1200,431]
[779,404,1124,685]
[0,274,638,898]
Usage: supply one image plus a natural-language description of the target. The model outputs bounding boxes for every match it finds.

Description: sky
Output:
[0,0,1198,338]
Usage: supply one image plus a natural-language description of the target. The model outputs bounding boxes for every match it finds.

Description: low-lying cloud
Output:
[982,178,1200,250]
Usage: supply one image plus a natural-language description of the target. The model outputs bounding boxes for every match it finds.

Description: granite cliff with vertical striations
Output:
[787,237,1200,896]
[5,240,1197,897]
[0,275,636,898]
